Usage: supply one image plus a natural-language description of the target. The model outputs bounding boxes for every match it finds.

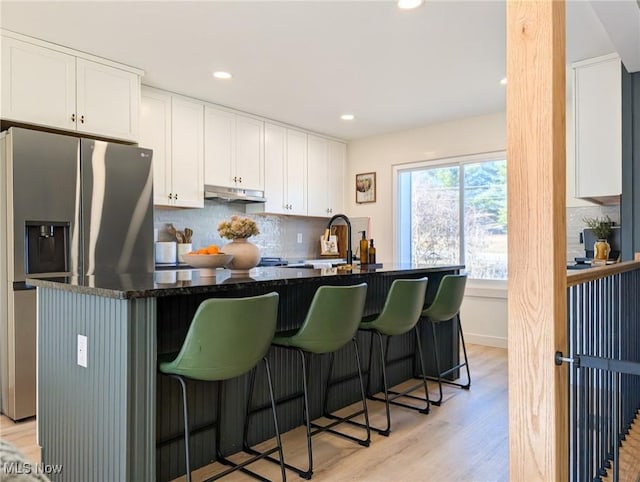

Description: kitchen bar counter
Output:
[27,263,460,299]
[32,264,463,481]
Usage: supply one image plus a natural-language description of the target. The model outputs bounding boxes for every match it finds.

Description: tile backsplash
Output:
[154,201,368,260]
[566,205,620,261]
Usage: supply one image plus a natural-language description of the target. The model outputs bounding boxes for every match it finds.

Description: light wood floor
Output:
[0,344,509,481]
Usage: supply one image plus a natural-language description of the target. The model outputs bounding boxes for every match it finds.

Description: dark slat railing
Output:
[566,263,640,482]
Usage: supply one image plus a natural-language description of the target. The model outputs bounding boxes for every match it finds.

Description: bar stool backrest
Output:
[161,292,279,381]
[368,277,428,336]
[422,274,467,322]
[288,283,367,354]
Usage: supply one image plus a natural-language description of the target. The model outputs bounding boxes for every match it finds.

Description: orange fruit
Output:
[197,248,208,254]
[206,245,220,254]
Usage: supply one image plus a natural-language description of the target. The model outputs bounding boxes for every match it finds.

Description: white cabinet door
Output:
[204,106,235,187]
[204,108,265,191]
[1,36,76,130]
[76,59,140,141]
[235,115,264,190]
[574,54,622,203]
[307,135,330,217]
[171,97,204,208]
[140,88,172,206]
[263,123,287,214]
[286,129,307,215]
[327,140,346,214]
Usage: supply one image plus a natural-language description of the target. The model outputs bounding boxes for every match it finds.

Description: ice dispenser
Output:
[25,221,70,274]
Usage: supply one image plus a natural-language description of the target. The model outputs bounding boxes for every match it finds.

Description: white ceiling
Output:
[0,1,629,140]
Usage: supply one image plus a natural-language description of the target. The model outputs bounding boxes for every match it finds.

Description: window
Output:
[396,153,507,280]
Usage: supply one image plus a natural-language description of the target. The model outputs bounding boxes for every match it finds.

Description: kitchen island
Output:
[30,264,463,481]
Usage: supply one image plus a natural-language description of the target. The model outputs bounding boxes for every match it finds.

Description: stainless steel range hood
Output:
[204,185,266,203]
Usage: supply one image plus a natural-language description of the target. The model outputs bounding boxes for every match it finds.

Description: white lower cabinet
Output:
[307,135,346,217]
[1,33,140,142]
[140,87,203,208]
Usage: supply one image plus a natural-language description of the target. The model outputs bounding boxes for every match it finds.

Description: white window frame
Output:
[392,150,507,286]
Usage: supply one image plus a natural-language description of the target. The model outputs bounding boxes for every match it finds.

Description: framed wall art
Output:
[355,172,376,204]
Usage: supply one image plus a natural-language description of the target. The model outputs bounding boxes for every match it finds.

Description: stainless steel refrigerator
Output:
[0,127,154,420]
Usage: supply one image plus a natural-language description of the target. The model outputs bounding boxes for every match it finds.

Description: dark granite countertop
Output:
[27,264,464,300]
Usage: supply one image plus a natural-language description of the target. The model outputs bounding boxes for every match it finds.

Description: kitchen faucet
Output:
[326,214,352,264]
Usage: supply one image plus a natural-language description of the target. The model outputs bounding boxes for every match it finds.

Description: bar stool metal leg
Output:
[170,375,192,482]
[369,327,430,417]
[299,348,314,479]
[426,314,471,406]
[242,358,287,482]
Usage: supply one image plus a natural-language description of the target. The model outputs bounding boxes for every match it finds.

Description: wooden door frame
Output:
[507,1,568,480]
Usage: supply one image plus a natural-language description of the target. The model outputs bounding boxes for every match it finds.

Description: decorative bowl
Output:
[182,253,234,276]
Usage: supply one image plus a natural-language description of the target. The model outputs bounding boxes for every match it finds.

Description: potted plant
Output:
[583,215,613,262]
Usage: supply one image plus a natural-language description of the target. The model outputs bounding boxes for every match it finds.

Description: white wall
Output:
[346,112,507,263]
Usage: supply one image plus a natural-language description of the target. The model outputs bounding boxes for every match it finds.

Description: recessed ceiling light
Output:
[397,0,424,10]
[340,114,355,121]
[500,77,508,85]
[213,71,232,80]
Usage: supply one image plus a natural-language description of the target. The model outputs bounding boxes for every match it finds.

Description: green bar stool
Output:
[420,273,470,405]
[158,292,286,482]
[358,277,430,436]
[253,283,370,480]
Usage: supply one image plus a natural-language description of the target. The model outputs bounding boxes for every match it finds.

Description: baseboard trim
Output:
[465,333,507,349]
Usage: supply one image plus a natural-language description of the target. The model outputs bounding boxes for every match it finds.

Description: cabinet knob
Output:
[238,177,242,183]
[80,115,85,124]
[175,193,178,200]
[233,176,237,182]
[71,113,76,122]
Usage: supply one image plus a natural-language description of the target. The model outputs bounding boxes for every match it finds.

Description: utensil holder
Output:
[177,243,193,263]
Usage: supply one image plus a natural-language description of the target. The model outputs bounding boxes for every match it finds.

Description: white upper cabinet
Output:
[171,97,204,208]
[307,135,329,217]
[1,36,76,130]
[204,106,264,191]
[75,59,140,141]
[286,129,308,215]
[1,32,141,142]
[307,135,346,217]
[140,88,172,205]
[327,140,346,215]
[248,124,307,215]
[139,87,203,208]
[573,54,622,204]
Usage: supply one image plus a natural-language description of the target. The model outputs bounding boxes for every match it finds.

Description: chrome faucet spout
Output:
[326,214,352,264]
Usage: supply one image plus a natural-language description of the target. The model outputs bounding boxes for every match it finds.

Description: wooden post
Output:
[507,1,568,480]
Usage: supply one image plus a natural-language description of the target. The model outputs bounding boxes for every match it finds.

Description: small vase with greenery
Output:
[583,215,613,240]
[583,215,613,262]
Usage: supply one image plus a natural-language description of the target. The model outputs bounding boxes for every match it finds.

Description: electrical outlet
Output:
[297,233,303,244]
[77,334,87,368]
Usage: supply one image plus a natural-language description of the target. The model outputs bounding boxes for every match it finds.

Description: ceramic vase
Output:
[223,238,260,275]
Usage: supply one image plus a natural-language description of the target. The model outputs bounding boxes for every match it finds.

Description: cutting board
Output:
[320,225,347,258]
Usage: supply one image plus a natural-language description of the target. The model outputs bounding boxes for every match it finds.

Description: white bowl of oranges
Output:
[182,245,233,276]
